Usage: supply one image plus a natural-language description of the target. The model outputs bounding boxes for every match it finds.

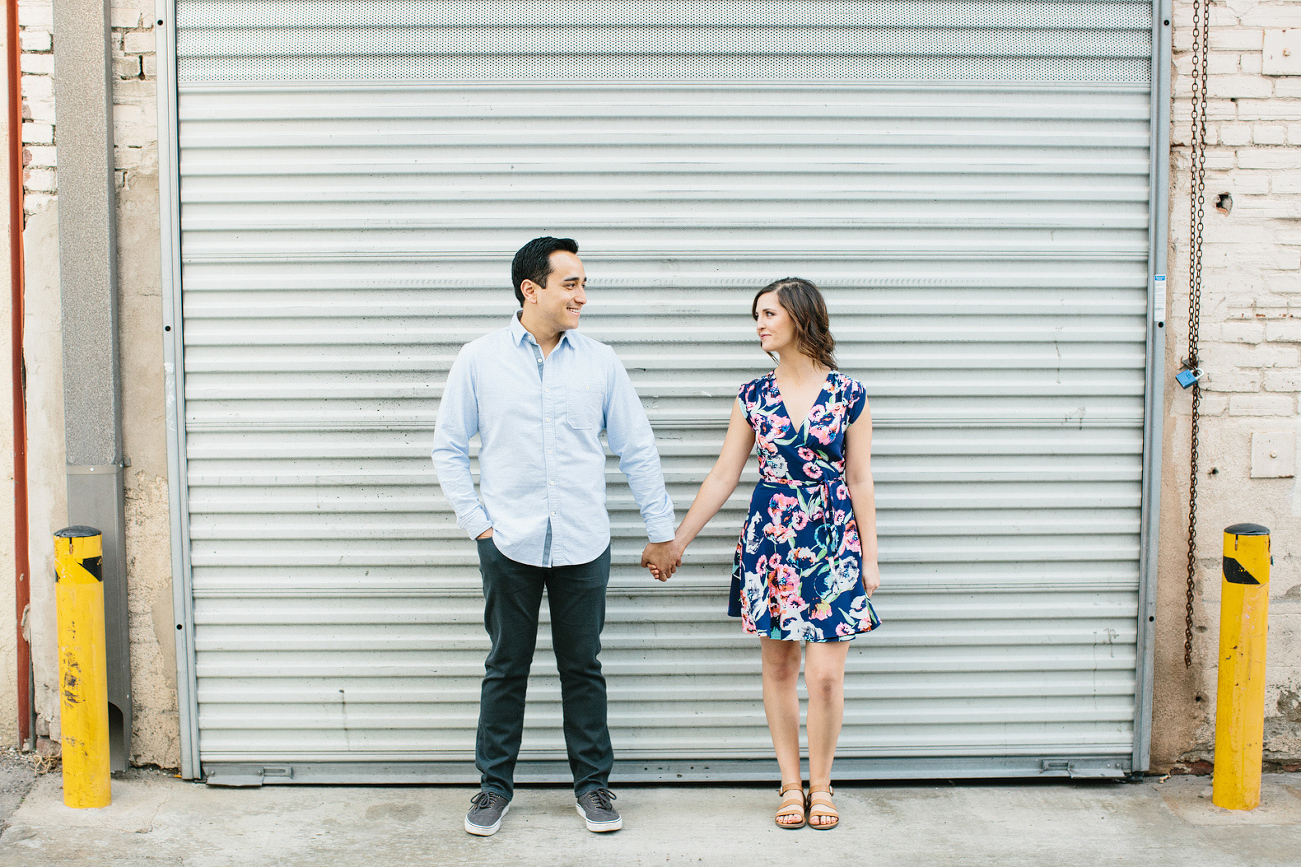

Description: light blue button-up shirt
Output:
[432,313,675,567]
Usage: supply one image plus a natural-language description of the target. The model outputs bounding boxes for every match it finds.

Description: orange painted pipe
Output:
[6,0,30,747]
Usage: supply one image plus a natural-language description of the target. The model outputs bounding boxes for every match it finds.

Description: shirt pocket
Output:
[566,382,605,430]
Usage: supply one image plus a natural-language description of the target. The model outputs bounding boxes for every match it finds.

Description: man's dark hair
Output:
[512,237,579,306]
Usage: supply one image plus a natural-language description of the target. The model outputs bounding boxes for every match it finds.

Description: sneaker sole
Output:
[465,804,509,837]
[576,804,623,832]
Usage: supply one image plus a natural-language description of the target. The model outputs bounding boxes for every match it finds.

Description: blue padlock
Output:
[1176,367,1205,388]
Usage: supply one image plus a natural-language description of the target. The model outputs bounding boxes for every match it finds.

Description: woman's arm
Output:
[844,398,880,595]
[645,399,755,577]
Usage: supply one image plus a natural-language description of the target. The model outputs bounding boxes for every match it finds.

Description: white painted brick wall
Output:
[1160,0,1301,771]
[18,0,158,212]
[19,0,172,766]
[18,0,55,216]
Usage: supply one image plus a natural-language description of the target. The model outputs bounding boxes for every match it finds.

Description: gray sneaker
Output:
[575,787,622,832]
[465,791,510,836]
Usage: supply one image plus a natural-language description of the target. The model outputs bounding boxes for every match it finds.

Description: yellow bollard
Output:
[55,526,111,808]
[1212,522,1271,811]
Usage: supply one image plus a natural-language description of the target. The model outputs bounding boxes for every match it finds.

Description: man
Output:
[432,237,679,836]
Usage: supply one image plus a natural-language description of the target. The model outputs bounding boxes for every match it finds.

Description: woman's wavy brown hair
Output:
[752,277,837,370]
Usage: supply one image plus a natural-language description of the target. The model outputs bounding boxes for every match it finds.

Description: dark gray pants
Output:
[475,538,612,800]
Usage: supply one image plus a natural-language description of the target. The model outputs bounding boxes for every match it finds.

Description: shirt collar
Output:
[509,310,574,351]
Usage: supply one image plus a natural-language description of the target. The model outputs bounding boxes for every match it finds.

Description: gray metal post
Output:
[52,0,130,772]
[1133,0,1175,774]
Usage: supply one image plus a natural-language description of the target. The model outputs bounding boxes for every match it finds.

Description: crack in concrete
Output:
[142,786,173,836]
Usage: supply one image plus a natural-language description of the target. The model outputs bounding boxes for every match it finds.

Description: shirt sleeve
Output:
[602,349,676,543]
[431,345,494,540]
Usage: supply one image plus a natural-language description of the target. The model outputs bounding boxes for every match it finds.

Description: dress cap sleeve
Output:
[845,376,868,425]
[737,377,763,425]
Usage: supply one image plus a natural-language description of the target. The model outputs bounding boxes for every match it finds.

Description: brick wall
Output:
[17,0,158,212]
[17,0,53,216]
[111,5,160,190]
[0,21,15,746]
[16,0,177,765]
[1154,0,1301,770]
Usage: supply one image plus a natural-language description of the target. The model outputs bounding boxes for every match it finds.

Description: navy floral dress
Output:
[730,371,881,642]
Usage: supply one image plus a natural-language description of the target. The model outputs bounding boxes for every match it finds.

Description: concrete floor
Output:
[4,770,1301,866]
[0,748,38,836]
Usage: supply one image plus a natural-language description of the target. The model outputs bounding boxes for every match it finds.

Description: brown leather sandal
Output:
[807,786,839,830]
[775,784,806,829]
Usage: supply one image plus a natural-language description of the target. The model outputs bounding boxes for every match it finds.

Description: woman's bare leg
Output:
[761,636,804,822]
[803,640,850,826]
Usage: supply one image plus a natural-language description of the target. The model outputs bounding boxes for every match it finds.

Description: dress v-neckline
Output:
[771,371,832,430]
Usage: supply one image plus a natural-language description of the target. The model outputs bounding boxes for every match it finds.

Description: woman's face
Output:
[754,291,797,357]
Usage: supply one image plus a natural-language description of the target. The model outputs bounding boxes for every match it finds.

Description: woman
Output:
[654,277,880,830]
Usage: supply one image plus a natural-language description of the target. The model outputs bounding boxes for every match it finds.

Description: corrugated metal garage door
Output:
[163,0,1163,783]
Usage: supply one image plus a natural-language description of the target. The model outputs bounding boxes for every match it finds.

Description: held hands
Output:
[641,540,684,582]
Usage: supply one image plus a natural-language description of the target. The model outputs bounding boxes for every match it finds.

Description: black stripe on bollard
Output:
[1224,556,1261,585]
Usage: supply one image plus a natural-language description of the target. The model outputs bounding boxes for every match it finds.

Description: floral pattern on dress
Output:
[729,371,881,642]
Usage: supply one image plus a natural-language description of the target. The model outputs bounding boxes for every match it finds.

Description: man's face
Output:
[525,250,587,333]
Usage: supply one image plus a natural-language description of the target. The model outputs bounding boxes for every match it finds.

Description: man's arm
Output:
[602,351,676,551]
[431,348,493,540]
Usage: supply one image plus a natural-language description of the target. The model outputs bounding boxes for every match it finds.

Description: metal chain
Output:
[1185,0,1210,668]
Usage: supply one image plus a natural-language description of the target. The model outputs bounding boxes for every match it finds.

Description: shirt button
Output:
[551,511,557,516]
[548,480,555,485]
